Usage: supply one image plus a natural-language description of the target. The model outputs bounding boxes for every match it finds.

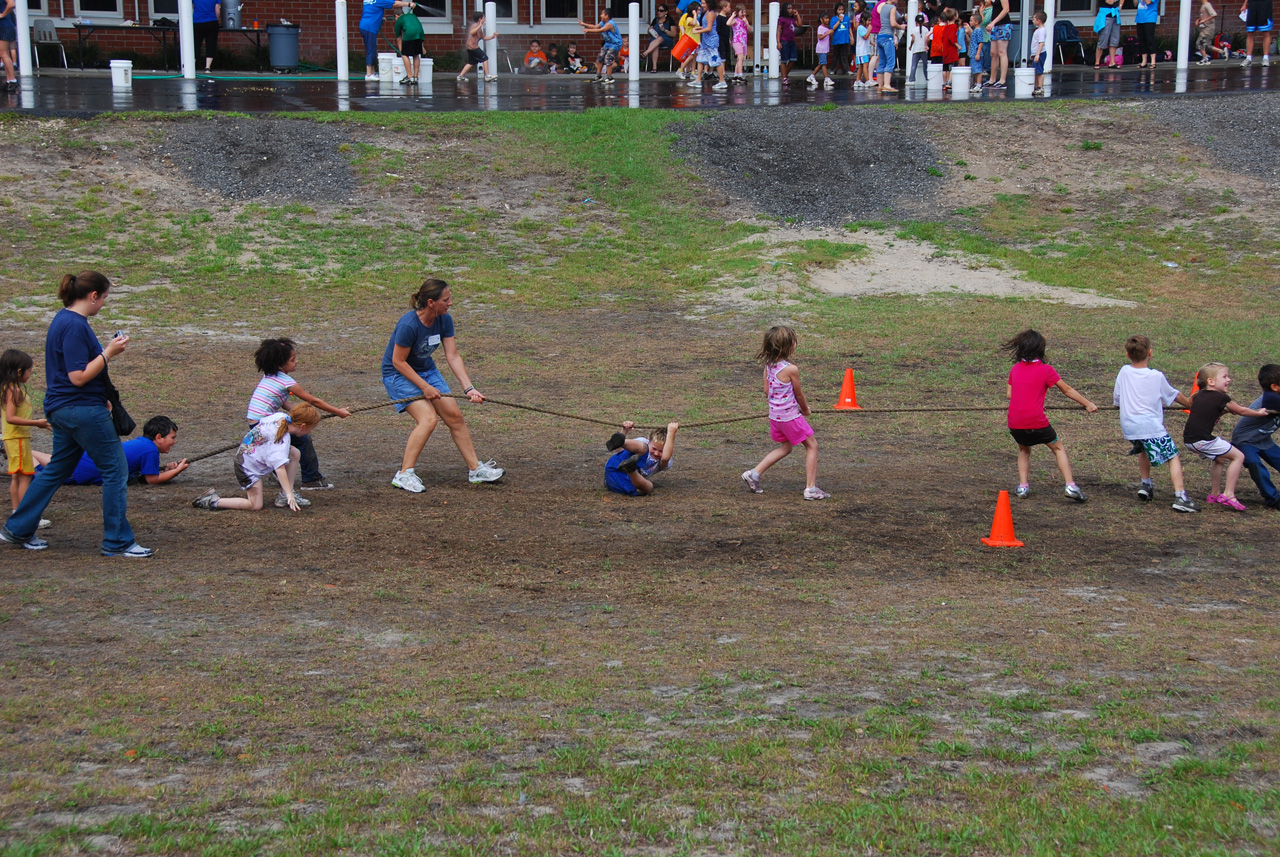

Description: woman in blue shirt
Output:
[1135,0,1160,67]
[382,278,504,493]
[1,272,150,557]
[193,0,220,72]
[360,0,408,80]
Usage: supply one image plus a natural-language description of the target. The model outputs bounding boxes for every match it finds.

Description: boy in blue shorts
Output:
[46,416,189,486]
[1113,336,1197,512]
[1230,364,1280,508]
[604,419,679,496]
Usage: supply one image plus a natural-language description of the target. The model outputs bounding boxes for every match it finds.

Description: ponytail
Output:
[275,403,321,442]
[1193,362,1226,399]
[57,271,112,307]
[410,277,449,309]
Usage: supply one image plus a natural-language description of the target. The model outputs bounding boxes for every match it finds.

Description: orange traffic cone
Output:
[1182,374,1199,414]
[834,368,862,410]
[980,490,1025,547]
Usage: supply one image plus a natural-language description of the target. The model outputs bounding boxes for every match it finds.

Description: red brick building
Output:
[25,0,1238,69]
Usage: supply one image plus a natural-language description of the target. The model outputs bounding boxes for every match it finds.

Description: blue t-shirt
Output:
[382,310,456,376]
[193,0,219,24]
[360,0,396,33]
[1231,392,1280,449]
[831,13,851,45]
[601,19,622,50]
[42,309,107,415]
[1134,0,1159,24]
[66,437,161,485]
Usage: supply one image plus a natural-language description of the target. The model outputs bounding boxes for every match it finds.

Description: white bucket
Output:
[392,55,406,79]
[109,59,133,89]
[926,62,943,93]
[951,65,971,95]
[422,57,433,78]
[1013,66,1035,97]
[377,52,395,81]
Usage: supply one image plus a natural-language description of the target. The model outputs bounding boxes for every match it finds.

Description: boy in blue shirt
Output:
[604,419,679,496]
[579,9,623,83]
[50,416,189,486]
[1230,364,1280,508]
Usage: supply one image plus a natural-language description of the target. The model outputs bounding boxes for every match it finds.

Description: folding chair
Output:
[32,19,69,70]
[1054,20,1085,65]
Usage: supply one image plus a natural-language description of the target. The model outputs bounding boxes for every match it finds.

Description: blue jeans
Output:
[877,34,895,74]
[290,432,322,483]
[360,29,379,67]
[1240,442,1280,505]
[5,404,136,551]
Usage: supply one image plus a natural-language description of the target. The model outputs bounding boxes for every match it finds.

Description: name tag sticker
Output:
[428,334,442,347]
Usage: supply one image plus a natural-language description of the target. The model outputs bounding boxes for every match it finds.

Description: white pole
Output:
[1176,0,1191,68]
[179,0,197,78]
[629,1,640,80]
[335,0,350,80]
[13,0,31,78]
[1044,0,1055,73]
[484,1,497,73]
[768,1,779,78]
[753,0,761,74]
[905,0,917,78]
[1018,0,1029,66]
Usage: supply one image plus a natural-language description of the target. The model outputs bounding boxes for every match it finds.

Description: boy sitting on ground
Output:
[604,419,679,496]
[521,39,549,72]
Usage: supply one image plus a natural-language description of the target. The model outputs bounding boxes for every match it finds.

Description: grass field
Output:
[0,103,1278,856]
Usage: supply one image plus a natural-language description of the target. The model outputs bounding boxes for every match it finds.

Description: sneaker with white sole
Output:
[298,479,334,490]
[101,542,153,558]
[741,469,763,494]
[1137,483,1154,502]
[392,468,426,493]
[469,460,505,483]
[192,488,220,510]
[1241,57,1252,67]
[484,74,498,81]
[1171,496,1200,513]
[806,74,817,85]
[712,80,728,89]
[457,74,468,81]
[824,78,834,88]
[37,518,51,530]
[1014,484,1031,499]
[1064,484,1087,503]
[274,492,312,508]
[0,526,48,550]
[803,486,831,500]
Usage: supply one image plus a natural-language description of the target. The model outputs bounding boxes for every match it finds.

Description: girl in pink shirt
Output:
[1003,329,1098,502]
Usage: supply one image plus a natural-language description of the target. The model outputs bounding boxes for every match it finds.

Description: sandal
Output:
[1093,63,1101,69]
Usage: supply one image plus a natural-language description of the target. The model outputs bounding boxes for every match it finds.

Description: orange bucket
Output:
[672,33,697,61]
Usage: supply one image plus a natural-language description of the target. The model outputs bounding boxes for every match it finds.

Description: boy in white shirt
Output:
[1029,10,1047,96]
[1113,335,1197,512]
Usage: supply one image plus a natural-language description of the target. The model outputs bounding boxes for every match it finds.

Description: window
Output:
[543,0,580,19]
[1058,0,1093,12]
[78,0,123,15]
[414,0,448,17]
[151,0,178,17]
[26,0,48,16]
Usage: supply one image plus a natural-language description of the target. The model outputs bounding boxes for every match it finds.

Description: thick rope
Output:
[180,395,1166,465]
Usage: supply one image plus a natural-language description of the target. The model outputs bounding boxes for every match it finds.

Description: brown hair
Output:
[1125,335,1151,363]
[756,325,798,365]
[275,403,321,442]
[411,277,449,309]
[942,6,957,21]
[1193,362,1227,398]
[0,349,34,410]
[57,270,111,307]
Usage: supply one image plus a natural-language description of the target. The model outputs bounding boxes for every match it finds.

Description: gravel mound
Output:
[1135,92,1280,183]
[158,117,356,202]
[673,105,944,225]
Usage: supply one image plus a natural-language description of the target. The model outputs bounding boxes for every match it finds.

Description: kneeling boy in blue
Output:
[1113,336,1196,512]
[604,419,679,496]
[1230,363,1280,509]
[49,416,189,486]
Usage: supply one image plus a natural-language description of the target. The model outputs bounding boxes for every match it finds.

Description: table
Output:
[222,27,268,72]
[75,23,177,71]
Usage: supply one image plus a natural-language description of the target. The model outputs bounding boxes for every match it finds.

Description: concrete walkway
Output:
[2,62,1277,114]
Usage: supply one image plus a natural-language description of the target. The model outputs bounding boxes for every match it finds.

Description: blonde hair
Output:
[650,427,668,446]
[1193,362,1227,397]
[275,403,321,442]
[756,325,797,365]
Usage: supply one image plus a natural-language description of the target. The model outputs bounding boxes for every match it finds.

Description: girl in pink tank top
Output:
[740,326,829,500]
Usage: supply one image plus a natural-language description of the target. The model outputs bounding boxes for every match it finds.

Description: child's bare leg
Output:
[754,442,793,475]
[10,472,28,512]
[1138,450,1151,482]
[622,437,649,455]
[802,435,818,489]
[1222,448,1246,498]
[1048,439,1075,485]
[460,62,474,77]
[1209,458,1224,496]
[1016,444,1032,485]
[216,482,264,511]
[628,471,655,495]
[1169,455,1187,494]
[401,399,440,472]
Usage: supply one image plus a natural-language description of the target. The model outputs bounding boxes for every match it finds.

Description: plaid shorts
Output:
[1130,433,1179,467]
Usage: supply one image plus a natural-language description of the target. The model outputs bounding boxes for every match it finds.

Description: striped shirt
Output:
[767,361,802,422]
[246,372,295,421]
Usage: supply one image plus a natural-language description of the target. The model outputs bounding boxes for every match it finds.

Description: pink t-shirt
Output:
[1007,360,1060,429]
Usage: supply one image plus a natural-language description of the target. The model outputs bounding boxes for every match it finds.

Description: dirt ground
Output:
[1,107,1278,853]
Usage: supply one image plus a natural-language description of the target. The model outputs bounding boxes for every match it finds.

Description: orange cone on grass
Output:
[1182,373,1200,414]
[834,369,862,410]
[980,490,1025,547]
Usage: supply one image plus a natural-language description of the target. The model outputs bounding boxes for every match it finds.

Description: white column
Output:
[336,0,350,80]
[484,1,498,73]
[1019,0,1030,66]
[13,0,32,78]
[179,0,197,78]
[1176,0,1191,68]
[905,0,917,28]
[629,2,640,81]
[1044,0,1055,72]
[753,0,762,74]
[768,1,780,78]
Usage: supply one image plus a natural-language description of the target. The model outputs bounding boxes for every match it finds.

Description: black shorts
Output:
[1009,426,1058,447]
[401,39,423,57]
[466,47,489,65]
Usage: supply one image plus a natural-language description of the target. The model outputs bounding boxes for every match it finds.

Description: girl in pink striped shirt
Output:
[741,326,829,500]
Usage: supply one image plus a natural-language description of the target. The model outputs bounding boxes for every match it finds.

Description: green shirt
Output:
[395,11,425,40]
[980,6,991,42]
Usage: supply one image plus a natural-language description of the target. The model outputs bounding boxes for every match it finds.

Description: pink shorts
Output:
[770,416,814,445]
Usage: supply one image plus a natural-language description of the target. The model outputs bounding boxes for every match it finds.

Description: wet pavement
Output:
[2,63,1278,114]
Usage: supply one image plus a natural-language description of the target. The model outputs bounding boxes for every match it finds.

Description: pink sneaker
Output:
[1219,496,1247,511]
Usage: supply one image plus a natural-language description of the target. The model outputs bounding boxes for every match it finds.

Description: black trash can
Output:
[267,24,301,71]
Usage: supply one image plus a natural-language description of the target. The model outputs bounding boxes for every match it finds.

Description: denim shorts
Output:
[780,40,798,62]
[383,366,450,412]
[876,33,894,73]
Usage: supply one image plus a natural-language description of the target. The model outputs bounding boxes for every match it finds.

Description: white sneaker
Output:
[803,486,832,500]
[1264,57,1272,67]
[712,80,728,90]
[823,78,834,88]
[468,459,505,483]
[806,74,817,85]
[274,492,312,508]
[1241,57,1252,67]
[484,74,498,81]
[686,78,701,87]
[392,468,425,493]
[365,73,381,81]
[37,518,52,530]
[456,74,467,81]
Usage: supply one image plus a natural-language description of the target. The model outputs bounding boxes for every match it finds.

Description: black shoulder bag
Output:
[101,368,137,437]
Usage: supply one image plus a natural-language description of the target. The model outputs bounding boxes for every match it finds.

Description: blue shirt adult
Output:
[193,0,219,24]
[381,310,455,377]
[42,309,107,414]
[65,437,161,485]
[360,0,396,33]
[832,12,851,45]
[1134,0,1159,24]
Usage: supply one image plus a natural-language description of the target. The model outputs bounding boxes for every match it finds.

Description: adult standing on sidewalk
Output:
[1,272,152,557]
[988,0,1012,87]
[1094,0,1125,68]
